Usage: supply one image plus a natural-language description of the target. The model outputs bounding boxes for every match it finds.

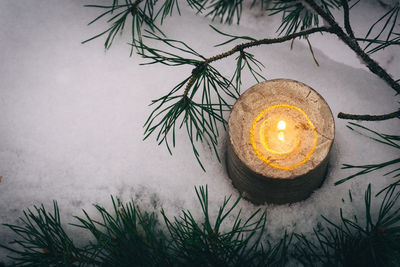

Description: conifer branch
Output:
[216,26,331,57]
[2,184,400,265]
[183,26,331,98]
[84,0,400,169]
[295,183,400,266]
[1,187,291,266]
[335,122,400,186]
[304,0,400,95]
[196,26,331,67]
[338,110,400,121]
[341,0,355,39]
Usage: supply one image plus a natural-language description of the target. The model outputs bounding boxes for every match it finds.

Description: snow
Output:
[0,0,399,262]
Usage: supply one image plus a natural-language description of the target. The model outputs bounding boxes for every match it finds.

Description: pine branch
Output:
[2,183,400,265]
[206,26,331,62]
[231,50,266,91]
[140,17,396,168]
[83,0,163,55]
[268,0,340,36]
[295,183,400,267]
[338,110,400,121]
[203,0,244,25]
[335,122,400,186]
[72,196,170,266]
[0,202,88,266]
[341,0,355,39]
[303,0,400,96]
[183,26,331,97]
[156,0,204,24]
[140,26,330,169]
[84,0,400,169]
[359,3,400,54]
[1,186,291,266]
[160,185,279,266]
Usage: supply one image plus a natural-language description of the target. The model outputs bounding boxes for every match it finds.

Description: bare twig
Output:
[183,26,331,97]
[338,110,400,121]
[176,0,400,147]
[305,37,320,66]
[194,0,400,122]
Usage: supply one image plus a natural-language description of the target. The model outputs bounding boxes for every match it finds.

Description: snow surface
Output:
[0,0,399,262]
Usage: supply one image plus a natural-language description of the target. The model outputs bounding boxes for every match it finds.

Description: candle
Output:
[250,104,317,170]
[226,79,334,204]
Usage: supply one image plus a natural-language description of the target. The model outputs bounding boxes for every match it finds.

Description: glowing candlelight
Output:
[226,79,334,204]
[277,120,286,130]
[250,104,317,170]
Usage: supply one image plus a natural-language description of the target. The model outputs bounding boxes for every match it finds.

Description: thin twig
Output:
[305,37,320,66]
[223,26,331,59]
[338,110,400,121]
[189,0,400,122]
[183,26,331,97]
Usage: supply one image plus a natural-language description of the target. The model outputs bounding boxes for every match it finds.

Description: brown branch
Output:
[303,0,400,95]
[202,26,332,65]
[182,1,399,122]
[232,26,332,56]
[182,26,331,98]
[338,110,400,121]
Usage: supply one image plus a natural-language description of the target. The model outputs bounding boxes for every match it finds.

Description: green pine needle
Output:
[83,0,164,55]
[294,183,400,266]
[138,31,238,170]
[268,0,341,37]
[1,186,291,266]
[202,0,244,25]
[335,122,400,186]
[358,3,400,54]
[0,201,83,266]
[2,184,400,265]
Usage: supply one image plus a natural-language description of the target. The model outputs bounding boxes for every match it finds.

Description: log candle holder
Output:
[226,79,334,205]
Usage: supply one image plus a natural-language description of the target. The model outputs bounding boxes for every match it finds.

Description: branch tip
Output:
[338,110,400,121]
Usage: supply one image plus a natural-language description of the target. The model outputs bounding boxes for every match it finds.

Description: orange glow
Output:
[250,104,317,170]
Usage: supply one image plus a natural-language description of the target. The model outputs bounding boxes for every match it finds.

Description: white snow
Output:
[0,0,399,262]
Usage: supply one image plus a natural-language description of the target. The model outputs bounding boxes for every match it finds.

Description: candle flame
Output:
[277,120,286,130]
[250,104,317,170]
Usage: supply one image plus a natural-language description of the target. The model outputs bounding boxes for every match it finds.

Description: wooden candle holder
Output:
[226,79,334,205]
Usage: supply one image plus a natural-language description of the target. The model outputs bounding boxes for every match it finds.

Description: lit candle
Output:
[226,79,334,204]
[250,104,317,170]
